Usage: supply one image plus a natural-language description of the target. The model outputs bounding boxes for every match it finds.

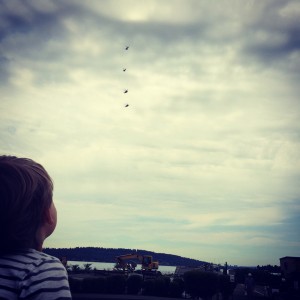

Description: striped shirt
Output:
[0,248,72,299]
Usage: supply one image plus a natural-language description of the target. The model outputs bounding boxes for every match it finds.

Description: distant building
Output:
[174,264,208,277]
[228,269,236,282]
[280,256,300,279]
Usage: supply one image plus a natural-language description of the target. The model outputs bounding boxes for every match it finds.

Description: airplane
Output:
[124,89,128,93]
[125,46,129,50]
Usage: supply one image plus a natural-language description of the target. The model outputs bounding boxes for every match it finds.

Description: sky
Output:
[1,0,300,267]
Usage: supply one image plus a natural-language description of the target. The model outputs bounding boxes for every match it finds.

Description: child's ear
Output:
[44,206,55,225]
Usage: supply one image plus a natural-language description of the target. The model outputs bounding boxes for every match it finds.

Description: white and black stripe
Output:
[0,249,71,299]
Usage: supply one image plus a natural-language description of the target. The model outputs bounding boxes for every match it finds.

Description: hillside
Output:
[44,247,207,267]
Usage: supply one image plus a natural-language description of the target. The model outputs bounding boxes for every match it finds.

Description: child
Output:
[0,155,72,299]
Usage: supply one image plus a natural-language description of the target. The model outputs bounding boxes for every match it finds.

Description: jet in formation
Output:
[124,46,129,107]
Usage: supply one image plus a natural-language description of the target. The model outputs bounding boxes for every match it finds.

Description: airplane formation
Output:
[124,46,129,107]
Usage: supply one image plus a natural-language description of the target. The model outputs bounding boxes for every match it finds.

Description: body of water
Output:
[68,261,176,275]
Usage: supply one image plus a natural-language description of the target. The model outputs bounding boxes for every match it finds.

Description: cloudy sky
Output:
[1,0,300,266]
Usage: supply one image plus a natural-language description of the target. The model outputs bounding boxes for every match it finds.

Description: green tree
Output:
[70,264,81,273]
[169,277,184,298]
[142,277,170,297]
[83,263,92,272]
[127,274,143,294]
[184,270,219,300]
[219,274,236,300]
[68,277,82,293]
[107,274,126,294]
[81,276,107,293]
[142,279,155,296]
[154,276,170,297]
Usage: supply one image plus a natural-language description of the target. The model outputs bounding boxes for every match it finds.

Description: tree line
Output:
[43,247,206,267]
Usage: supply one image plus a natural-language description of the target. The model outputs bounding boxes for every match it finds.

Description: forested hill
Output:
[43,247,206,267]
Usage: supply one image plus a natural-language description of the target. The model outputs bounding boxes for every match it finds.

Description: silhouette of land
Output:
[44,247,207,267]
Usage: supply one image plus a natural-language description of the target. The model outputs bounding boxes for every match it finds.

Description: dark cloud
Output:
[0,1,71,41]
[0,1,73,84]
[242,27,300,65]
[236,1,300,75]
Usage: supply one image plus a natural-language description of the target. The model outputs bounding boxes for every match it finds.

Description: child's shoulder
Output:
[26,248,64,267]
[11,248,59,259]
[0,248,64,280]
[24,249,66,276]
[1,248,62,269]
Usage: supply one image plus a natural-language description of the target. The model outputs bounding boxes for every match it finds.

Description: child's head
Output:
[0,155,55,253]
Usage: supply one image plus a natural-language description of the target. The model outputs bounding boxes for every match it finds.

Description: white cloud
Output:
[1,0,299,266]
[279,1,300,20]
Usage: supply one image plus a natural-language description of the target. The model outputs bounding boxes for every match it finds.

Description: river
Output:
[68,261,176,275]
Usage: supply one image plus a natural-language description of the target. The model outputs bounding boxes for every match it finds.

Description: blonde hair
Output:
[0,156,53,253]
